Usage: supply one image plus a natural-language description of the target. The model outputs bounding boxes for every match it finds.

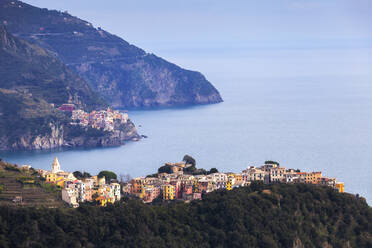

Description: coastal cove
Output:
[1,47,372,205]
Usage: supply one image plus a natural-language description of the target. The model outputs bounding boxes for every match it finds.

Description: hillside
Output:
[0,159,65,207]
[0,0,223,108]
[0,183,370,247]
[0,26,139,150]
[0,24,106,111]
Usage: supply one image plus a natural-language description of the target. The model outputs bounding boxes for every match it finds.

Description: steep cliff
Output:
[0,0,223,108]
[0,26,139,151]
[0,24,105,111]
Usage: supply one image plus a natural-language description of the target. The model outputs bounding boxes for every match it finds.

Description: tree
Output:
[119,174,132,183]
[183,155,197,174]
[98,171,117,182]
[265,160,280,166]
[192,168,208,175]
[158,165,172,174]
[73,171,83,179]
[250,181,264,191]
[209,168,219,174]
[73,171,92,179]
[183,155,196,167]
[83,172,92,178]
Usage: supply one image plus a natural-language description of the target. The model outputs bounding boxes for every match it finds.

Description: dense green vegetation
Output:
[0,89,68,144]
[0,25,106,111]
[265,160,280,166]
[157,154,219,176]
[0,24,108,150]
[183,154,196,167]
[0,183,370,247]
[64,125,110,140]
[73,171,92,180]
[98,171,117,183]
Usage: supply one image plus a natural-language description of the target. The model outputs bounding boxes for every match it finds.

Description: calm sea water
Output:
[1,46,372,204]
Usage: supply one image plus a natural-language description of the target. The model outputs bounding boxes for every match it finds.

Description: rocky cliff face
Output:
[63,120,140,149]
[0,122,64,150]
[74,53,223,108]
[0,120,140,151]
[0,0,223,108]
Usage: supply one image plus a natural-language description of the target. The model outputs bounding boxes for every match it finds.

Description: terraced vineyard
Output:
[0,161,66,208]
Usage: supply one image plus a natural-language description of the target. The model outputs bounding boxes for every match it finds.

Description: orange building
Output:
[306,172,322,184]
[336,182,344,193]
[131,178,145,198]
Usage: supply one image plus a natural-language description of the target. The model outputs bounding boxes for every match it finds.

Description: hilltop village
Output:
[37,158,120,207]
[36,157,345,207]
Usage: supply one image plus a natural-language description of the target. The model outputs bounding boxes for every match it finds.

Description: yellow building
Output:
[163,184,175,200]
[193,179,199,193]
[336,182,344,193]
[55,178,65,188]
[46,173,57,183]
[96,196,114,207]
[46,173,65,187]
[226,180,233,191]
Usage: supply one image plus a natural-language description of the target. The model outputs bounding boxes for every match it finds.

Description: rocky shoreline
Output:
[0,120,141,151]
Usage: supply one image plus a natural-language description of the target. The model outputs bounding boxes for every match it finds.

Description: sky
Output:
[21,0,372,81]
[23,0,372,53]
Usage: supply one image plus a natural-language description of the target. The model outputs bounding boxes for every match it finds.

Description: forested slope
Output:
[0,183,370,248]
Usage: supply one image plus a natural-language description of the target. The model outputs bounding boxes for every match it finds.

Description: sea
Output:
[1,43,372,205]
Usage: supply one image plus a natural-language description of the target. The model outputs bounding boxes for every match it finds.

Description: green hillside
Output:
[0,25,141,150]
[0,183,370,247]
[0,88,67,146]
[0,159,65,208]
[0,25,106,111]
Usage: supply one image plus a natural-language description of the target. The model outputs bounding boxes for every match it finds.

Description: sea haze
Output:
[1,44,372,204]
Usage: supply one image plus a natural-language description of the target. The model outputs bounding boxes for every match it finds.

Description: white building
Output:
[110,183,121,201]
[51,157,62,173]
[62,188,79,208]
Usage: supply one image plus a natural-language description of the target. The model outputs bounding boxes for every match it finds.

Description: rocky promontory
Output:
[0,25,140,151]
[0,119,140,151]
[0,0,223,108]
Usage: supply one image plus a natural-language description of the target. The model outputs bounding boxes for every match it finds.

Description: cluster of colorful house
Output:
[37,158,120,207]
[58,103,129,131]
[122,161,345,203]
[38,158,345,207]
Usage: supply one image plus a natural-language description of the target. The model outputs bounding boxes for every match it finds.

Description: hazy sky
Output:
[23,0,372,50]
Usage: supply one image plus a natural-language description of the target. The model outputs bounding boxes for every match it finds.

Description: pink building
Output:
[193,193,202,200]
[85,189,93,202]
[143,187,161,203]
[182,184,193,195]
[58,104,75,112]
[170,180,182,199]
